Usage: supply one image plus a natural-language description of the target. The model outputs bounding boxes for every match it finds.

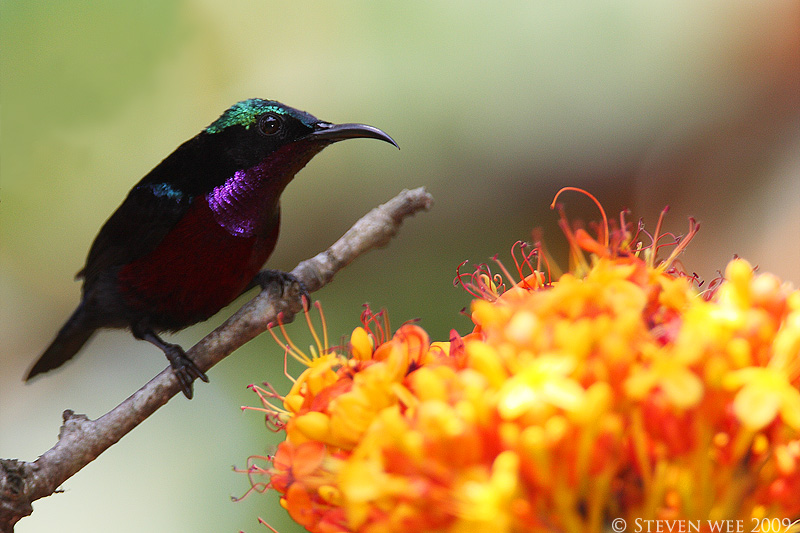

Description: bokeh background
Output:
[2,2,799,532]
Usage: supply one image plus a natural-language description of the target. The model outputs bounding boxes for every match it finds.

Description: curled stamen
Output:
[551,186,609,249]
[455,260,486,300]
[361,304,391,345]
[701,270,725,301]
[660,217,700,269]
[488,254,510,293]
[509,241,537,289]
[630,218,646,251]
[648,206,670,268]
[232,455,274,501]
[241,383,290,431]
[664,262,704,289]
[455,261,505,301]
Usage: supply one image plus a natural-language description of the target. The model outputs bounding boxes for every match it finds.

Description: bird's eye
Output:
[258,113,282,136]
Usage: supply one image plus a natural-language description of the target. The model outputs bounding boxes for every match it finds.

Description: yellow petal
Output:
[350,326,374,361]
[661,369,704,409]
[733,384,781,430]
[294,411,332,442]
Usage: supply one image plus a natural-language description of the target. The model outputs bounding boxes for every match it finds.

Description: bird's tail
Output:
[26,303,96,381]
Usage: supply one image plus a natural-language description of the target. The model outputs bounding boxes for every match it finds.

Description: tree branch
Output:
[0,187,433,532]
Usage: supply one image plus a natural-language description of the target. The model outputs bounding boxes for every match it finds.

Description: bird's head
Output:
[203,99,397,171]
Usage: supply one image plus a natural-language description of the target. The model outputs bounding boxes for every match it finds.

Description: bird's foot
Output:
[132,323,209,399]
[255,269,310,309]
[162,344,209,400]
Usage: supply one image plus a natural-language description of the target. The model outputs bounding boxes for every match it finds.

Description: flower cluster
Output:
[240,191,800,532]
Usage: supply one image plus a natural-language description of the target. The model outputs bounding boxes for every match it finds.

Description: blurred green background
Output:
[2,1,798,532]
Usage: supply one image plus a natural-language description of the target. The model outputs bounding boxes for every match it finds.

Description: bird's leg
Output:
[253,269,310,307]
[131,323,209,399]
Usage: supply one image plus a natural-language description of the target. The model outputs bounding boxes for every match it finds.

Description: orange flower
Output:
[239,189,800,532]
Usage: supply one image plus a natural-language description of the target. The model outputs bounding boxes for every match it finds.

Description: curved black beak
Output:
[310,122,399,149]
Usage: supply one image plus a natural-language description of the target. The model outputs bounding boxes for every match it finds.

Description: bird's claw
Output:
[164,345,209,399]
[255,269,310,309]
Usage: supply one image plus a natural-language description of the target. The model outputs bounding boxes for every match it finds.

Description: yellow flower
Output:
[240,189,800,531]
[624,347,704,410]
[724,367,800,431]
[496,355,586,420]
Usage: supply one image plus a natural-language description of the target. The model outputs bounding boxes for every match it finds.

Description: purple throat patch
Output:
[205,168,266,237]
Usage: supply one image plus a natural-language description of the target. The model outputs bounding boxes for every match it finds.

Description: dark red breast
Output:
[117,197,278,327]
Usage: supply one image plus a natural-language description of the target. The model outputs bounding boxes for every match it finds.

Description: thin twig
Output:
[0,187,433,532]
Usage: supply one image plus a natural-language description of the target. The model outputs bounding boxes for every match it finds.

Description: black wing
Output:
[79,183,193,289]
[77,130,246,289]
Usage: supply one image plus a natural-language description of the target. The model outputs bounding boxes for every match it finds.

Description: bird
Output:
[26,99,398,398]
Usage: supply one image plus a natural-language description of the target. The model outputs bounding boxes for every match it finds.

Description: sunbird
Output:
[26,99,397,398]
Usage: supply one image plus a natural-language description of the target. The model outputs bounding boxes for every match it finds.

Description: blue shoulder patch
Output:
[144,182,185,202]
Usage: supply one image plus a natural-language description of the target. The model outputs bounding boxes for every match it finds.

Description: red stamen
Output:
[257,517,281,533]
[551,186,609,249]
